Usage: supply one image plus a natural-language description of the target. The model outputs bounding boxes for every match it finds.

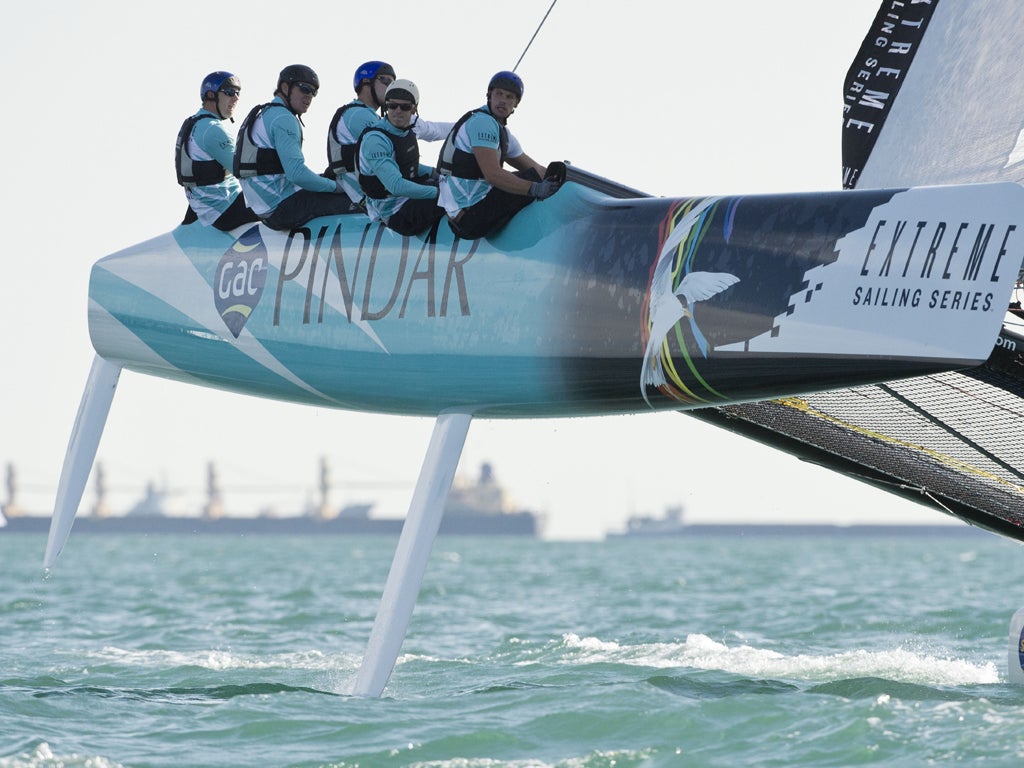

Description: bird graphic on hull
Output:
[641,198,739,406]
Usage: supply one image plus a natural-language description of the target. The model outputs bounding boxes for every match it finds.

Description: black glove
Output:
[529,178,559,200]
[544,161,567,185]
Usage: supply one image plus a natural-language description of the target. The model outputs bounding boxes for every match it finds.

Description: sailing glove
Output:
[529,179,559,200]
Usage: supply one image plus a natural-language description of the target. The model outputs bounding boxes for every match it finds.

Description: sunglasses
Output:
[219,87,241,97]
[294,82,318,96]
[386,102,415,112]
[376,75,395,85]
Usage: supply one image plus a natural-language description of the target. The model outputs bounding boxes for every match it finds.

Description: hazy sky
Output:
[3,0,954,539]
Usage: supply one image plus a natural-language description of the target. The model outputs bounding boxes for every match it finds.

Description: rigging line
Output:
[925,369,1024,419]
[513,0,558,72]
[921,489,957,518]
[876,382,1024,483]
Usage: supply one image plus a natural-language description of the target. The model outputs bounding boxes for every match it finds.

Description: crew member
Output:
[437,70,563,239]
[175,71,259,230]
[326,60,453,207]
[356,79,444,235]
[234,64,351,231]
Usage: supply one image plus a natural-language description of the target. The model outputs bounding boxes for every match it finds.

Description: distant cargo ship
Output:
[0,461,542,537]
[607,505,688,538]
[605,503,985,538]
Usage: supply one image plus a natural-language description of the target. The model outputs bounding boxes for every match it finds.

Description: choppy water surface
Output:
[2,530,1024,767]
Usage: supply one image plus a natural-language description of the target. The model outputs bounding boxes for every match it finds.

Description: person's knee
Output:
[450,218,486,239]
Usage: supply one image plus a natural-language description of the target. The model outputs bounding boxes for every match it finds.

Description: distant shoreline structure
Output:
[606,504,986,539]
[1,460,543,538]
[607,523,990,538]
[0,512,541,537]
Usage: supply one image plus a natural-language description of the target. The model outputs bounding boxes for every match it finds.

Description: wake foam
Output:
[559,633,998,686]
[79,646,360,672]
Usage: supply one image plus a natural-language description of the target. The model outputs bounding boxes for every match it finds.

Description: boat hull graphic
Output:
[88,176,1023,418]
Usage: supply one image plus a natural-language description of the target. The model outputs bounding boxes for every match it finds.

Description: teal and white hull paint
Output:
[88,173,1024,418]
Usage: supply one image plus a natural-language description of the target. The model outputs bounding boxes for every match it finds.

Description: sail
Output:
[841,1,938,189]
[844,0,1024,189]
[691,0,1024,542]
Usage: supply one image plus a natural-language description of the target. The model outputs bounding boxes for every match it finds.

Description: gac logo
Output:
[215,225,268,337]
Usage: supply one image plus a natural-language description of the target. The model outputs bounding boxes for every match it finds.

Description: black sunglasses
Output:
[386,102,415,112]
[294,82,318,96]
[219,87,241,97]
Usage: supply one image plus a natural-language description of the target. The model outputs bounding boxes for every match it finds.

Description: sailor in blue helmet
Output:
[175,71,260,231]
[437,70,563,240]
[233,64,352,231]
[355,79,445,236]
[326,61,453,207]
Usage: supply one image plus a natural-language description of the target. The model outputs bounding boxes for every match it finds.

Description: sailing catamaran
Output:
[44,0,1024,695]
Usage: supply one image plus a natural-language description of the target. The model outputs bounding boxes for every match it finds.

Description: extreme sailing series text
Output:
[851,217,1016,313]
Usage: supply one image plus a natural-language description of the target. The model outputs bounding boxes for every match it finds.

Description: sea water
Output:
[2,529,1024,767]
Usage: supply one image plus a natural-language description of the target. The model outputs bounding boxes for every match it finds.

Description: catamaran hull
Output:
[88,178,1024,418]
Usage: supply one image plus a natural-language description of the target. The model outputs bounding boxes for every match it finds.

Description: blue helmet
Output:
[200,71,240,100]
[488,70,524,101]
[353,60,396,92]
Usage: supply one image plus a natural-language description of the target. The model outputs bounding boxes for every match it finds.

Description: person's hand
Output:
[529,179,559,200]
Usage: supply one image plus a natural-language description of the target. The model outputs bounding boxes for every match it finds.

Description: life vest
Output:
[174,114,227,188]
[326,102,374,178]
[356,127,420,200]
[233,102,290,179]
[436,108,508,179]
